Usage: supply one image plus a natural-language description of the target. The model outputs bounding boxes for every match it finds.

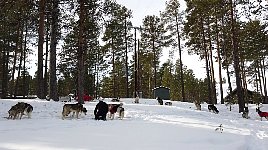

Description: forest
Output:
[1,0,268,112]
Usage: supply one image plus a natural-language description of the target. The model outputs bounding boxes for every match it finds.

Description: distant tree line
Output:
[1,0,268,112]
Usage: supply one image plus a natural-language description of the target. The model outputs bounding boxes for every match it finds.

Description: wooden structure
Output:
[152,86,170,100]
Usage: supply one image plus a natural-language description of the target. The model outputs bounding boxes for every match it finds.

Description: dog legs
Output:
[119,111,124,120]
[27,112,32,118]
[62,110,69,120]
[75,111,79,119]
[70,111,79,119]
[110,113,115,120]
[19,112,23,119]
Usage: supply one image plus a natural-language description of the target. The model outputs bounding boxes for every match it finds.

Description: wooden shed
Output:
[152,86,170,100]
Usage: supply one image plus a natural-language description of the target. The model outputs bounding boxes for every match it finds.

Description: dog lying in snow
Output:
[256,108,268,121]
[165,102,172,106]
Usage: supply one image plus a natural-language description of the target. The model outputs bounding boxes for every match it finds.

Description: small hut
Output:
[224,88,267,104]
[152,86,170,100]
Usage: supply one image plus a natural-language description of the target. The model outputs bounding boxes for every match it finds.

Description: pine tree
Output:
[161,0,185,101]
[37,0,45,99]
[102,0,132,98]
[139,15,167,97]
[49,0,60,101]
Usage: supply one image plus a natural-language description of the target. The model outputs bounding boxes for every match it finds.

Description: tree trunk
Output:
[153,35,156,88]
[230,0,244,112]
[241,60,247,103]
[176,15,185,102]
[206,16,217,104]
[134,28,137,97]
[221,14,232,94]
[1,37,8,98]
[255,66,259,94]
[257,62,263,96]
[15,31,24,97]
[77,0,85,103]
[44,14,50,98]
[37,0,45,99]
[124,16,129,98]
[208,27,217,104]
[11,21,21,97]
[215,15,224,104]
[49,0,59,101]
[201,18,212,104]
[261,58,267,103]
[2,31,9,98]
[137,39,141,96]
[112,38,116,98]
[23,22,28,98]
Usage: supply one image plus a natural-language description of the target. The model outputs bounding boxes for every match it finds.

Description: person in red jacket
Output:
[83,93,93,101]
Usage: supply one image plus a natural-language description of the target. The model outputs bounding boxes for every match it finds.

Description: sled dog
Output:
[208,104,219,114]
[242,106,249,119]
[256,108,268,121]
[108,103,124,120]
[62,103,84,119]
[8,102,33,119]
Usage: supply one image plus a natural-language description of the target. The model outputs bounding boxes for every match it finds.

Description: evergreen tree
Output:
[139,15,167,97]
[49,0,61,101]
[102,0,132,98]
[37,0,45,99]
[161,0,185,101]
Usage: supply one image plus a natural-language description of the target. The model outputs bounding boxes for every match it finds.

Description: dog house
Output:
[152,86,170,100]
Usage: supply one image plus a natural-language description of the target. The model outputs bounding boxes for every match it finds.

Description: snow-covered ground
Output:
[0,98,268,150]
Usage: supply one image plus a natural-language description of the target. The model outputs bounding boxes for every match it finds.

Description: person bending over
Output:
[94,100,108,121]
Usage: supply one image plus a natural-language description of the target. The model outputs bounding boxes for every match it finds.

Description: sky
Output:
[0,98,268,150]
[116,0,167,26]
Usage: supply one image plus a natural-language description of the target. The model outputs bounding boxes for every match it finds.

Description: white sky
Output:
[1,98,268,150]
[116,0,166,26]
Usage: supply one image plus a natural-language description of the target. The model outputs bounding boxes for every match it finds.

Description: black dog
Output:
[156,97,163,105]
[208,104,219,114]
[94,100,109,121]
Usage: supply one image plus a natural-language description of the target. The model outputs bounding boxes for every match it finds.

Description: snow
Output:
[0,98,268,150]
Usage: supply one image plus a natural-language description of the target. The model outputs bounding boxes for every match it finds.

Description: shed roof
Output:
[152,86,170,91]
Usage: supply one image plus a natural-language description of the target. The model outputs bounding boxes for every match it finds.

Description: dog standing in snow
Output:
[134,96,139,104]
[156,97,163,105]
[208,104,219,114]
[108,103,125,120]
[256,108,268,121]
[8,102,33,120]
[242,106,249,119]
